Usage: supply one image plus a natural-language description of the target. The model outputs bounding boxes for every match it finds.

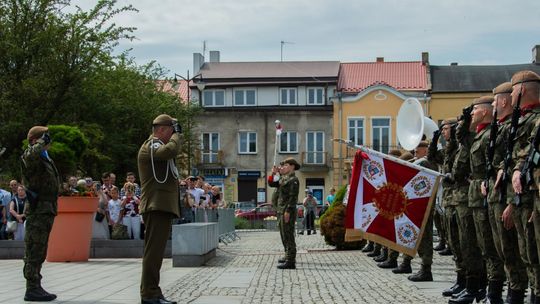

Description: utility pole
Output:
[280,40,294,62]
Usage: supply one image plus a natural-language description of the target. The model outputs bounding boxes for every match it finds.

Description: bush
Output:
[320,185,365,250]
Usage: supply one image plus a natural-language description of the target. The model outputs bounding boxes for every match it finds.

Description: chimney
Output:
[209,51,220,63]
[421,52,429,65]
[533,45,540,64]
[376,57,384,63]
[450,62,458,66]
[193,53,205,75]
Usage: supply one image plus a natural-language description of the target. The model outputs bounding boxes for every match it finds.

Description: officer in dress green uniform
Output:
[138,114,181,304]
[269,157,300,269]
[21,126,60,302]
[485,82,528,302]
[508,70,540,303]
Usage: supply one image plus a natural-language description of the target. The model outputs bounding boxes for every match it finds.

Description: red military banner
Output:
[344,148,441,257]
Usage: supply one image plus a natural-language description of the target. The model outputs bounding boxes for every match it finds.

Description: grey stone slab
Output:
[173,249,216,267]
[210,267,256,288]
[191,296,243,304]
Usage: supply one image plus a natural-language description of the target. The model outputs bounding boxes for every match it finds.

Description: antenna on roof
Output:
[280,40,294,62]
[203,40,207,58]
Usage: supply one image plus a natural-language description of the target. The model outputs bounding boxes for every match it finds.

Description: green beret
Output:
[511,70,540,86]
[493,82,512,95]
[27,126,48,141]
[280,157,301,170]
[472,96,494,106]
[152,114,176,126]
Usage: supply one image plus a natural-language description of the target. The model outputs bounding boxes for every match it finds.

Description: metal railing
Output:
[194,150,224,166]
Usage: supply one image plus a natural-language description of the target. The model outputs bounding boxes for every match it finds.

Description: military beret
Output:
[511,70,540,86]
[399,151,414,161]
[280,157,301,170]
[152,114,176,126]
[493,82,512,95]
[417,141,429,148]
[471,96,494,106]
[27,126,48,141]
[442,117,458,126]
[388,149,402,157]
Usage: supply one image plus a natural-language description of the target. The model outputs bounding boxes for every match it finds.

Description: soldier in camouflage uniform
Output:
[21,126,60,302]
[485,82,529,303]
[508,71,540,303]
[428,118,467,297]
[268,157,300,269]
[448,106,486,304]
[465,96,505,303]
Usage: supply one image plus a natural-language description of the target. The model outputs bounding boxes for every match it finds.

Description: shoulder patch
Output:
[150,139,163,150]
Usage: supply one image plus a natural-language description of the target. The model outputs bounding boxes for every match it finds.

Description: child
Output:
[107,186,122,228]
[121,182,141,240]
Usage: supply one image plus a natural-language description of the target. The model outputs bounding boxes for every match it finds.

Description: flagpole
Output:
[332,138,442,177]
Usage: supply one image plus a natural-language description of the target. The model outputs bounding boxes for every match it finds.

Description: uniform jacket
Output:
[21,140,60,215]
[269,172,299,214]
[488,118,511,204]
[515,109,540,192]
[468,126,490,207]
[428,136,459,207]
[137,133,181,217]
[452,121,475,205]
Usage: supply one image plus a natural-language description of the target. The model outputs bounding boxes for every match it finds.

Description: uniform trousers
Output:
[24,213,55,289]
[445,205,465,277]
[455,203,485,281]
[471,206,505,282]
[278,210,297,262]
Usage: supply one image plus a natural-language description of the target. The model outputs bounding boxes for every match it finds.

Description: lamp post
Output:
[173,71,206,175]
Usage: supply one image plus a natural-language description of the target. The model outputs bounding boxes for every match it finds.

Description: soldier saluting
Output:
[268,157,300,269]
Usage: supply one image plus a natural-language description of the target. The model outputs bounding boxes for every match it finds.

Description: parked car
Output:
[234,201,257,215]
[236,203,276,221]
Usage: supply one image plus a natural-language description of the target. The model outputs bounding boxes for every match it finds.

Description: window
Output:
[203,90,225,106]
[306,131,324,164]
[307,87,324,105]
[234,89,256,106]
[279,131,298,153]
[372,118,391,154]
[202,133,219,163]
[348,118,364,146]
[280,88,297,105]
[238,132,257,154]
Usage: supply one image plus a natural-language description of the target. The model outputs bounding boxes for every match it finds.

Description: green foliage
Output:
[320,185,365,250]
[235,217,250,229]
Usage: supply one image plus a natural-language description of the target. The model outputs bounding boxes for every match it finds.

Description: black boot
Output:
[442,273,466,297]
[449,277,484,304]
[374,248,388,262]
[24,288,56,302]
[434,240,446,251]
[277,260,296,269]
[377,257,398,269]
[439,247,454,256]
[362,242,374,253]
[408,265,433,282]
[366,245,381,257]
[278,257,286,263]
[507,289,524,304]
[530,291,535,304]
[486,280,504,304]
[392,260,412,274]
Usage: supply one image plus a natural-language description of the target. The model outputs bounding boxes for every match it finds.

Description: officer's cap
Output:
[280,157,301,170]
[152,114,177,126]
[471,96,494,106]
[493,82,512,95]
[27,126,48,141]
[511,70,540,86]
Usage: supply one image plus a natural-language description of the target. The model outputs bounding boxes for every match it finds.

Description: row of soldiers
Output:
[426,70,540,304]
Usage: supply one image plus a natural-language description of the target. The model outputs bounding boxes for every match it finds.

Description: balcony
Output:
[300,151,329,172]
[194,150,224,167]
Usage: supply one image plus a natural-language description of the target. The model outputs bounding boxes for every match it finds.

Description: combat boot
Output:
[373,248,388,262]
[277,261,296,269]
[485,280,503,304]
[366,245,381,257]
[377,257,398,269]
[392,259,412,274]
[448,277,484,304]
[408,265,433,282]
[361,242,374,253]
[439,247,454,256]
[278,257,286,263]
[505,289,524,304]
[434,240,447,251]
[24,288,56,302]
[442,274,466,297]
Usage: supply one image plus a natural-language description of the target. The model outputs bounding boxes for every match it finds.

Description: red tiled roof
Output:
[156,79,190,102]
[338,61,428,93]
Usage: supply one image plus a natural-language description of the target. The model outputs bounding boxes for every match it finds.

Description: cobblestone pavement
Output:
[165,231,455,304]
[0,231,456,303]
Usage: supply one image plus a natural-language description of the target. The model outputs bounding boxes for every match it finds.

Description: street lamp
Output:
[173,71,206,176]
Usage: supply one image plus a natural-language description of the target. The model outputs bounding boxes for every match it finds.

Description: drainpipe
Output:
[338,91,343,188]
[264,113,268,203]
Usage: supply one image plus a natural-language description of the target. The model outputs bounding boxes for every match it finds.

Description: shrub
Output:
[235,217,250,229]
[320,185,365,250]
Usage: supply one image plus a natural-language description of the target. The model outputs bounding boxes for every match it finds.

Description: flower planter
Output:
[265,220,278,231]
[46,196,98,262]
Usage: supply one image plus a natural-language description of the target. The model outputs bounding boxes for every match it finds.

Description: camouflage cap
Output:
[280,157,301,170]
[27,126,48,141]
[152,114,176,126]
[511,70,540,86]
[493,82,512,95]
[442,117,458,126]
[471,96,494,106]
[417,141,429,148]
[399,151,414,161]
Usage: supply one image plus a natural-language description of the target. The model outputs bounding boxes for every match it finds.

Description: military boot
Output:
[277,261,296,270]
[448,277,484,304]
[442,274,466,297]
[377,257,398,269]
[439,247,454,256]
[361,242,374,253]
[374,248,388,262]
[506,289,524,304]
[485,280,503,304]
[530,291,535,304]
[392,259,412,274]
[408,265,433,282]
[366,244,381,257]
[434,239,447,251]
[24,288,56,302]
[278,257,286,263]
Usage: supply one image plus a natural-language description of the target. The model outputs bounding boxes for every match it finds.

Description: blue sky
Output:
[83,0,540,77]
